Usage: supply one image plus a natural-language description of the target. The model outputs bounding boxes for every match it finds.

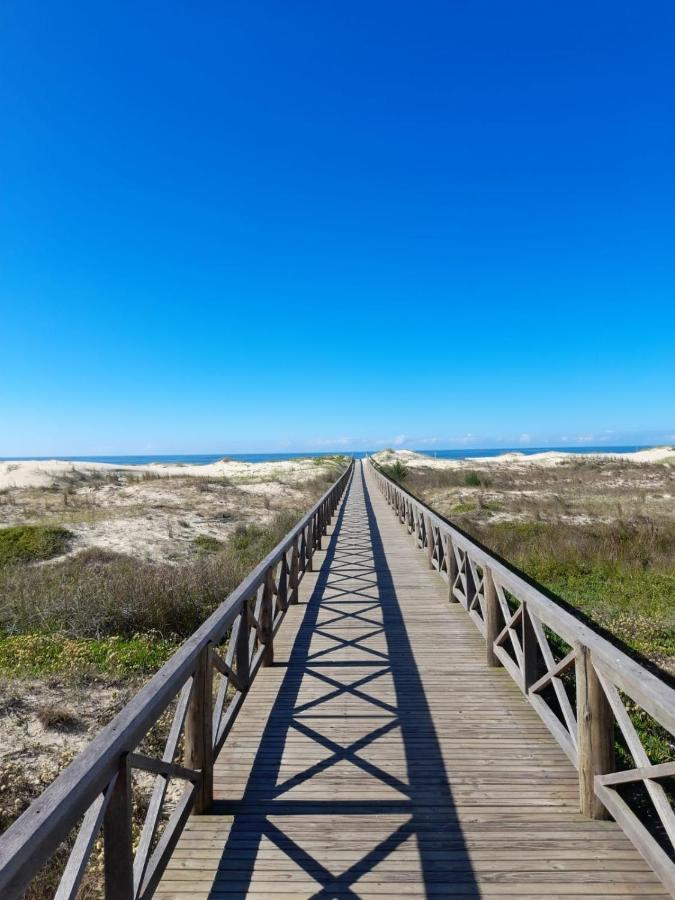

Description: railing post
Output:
[104,755,134,900]
[575,643,614,819]
[522,602,538,693]
[446,535,458,602]
[261,568,275,666]
[425,516,434,569]
[277,555,288,611]
[235,606,250,690]
[306,522,313,572]
[484,567,501,668]
[290,538,299,604]
[185,644,214,814]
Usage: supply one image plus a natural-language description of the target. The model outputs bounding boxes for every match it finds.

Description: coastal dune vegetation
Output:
[374,448,675,675]
[0,453,349,896]
[373,448,675,852]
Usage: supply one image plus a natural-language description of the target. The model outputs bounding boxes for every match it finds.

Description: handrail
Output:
[0,459,354,900]
[368,456,675,894]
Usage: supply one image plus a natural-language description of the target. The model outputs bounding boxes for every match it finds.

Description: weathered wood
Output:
[594,783,675,895]
[484,567,501,668]
[0,461,353,900]
[302,525,311,572]
[103,757,133,900]
[575,643,615,819]
[446,534,459,603]
[276,554,288,612]
[370,456,675,735]
[5,454,675,897]
[55,783,113,900]
[260,568,275,667]
[235,607,250,691]
[157,460,667,899]
[575,644,614,819]
[369,457,674,892]
[425,516,434,568]
[528,648,576,697]
[522,602,539,692]
[289,539,299,605]
[184,647,214,814]
[315,510,322,550]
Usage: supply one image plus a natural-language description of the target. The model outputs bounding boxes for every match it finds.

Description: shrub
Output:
[452,502,476,514]
[0,510,305,641]
[36,704,81,730]
[193,534,224,553]
[464,470,481,487]
[0,633,179,677]
[382,461,408,483]
[0,526,72,568]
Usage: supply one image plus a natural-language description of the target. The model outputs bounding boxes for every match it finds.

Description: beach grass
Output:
[0,525,72,567]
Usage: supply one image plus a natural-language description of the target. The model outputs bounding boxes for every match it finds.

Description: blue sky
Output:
[1,1,673,455]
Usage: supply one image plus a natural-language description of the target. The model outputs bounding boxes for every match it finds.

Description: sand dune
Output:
[0,456,328,491]
[374,446,675,470]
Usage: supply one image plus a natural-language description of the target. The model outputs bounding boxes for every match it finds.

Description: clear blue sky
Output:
[1,2,673,455]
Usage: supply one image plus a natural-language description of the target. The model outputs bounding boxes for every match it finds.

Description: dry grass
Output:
[36,704,81,730]
[0,466,348,900]
[400,457,675,672]
[0,509,304,641]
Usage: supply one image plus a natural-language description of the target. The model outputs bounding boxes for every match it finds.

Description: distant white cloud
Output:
[392,434,407,447]
[518,433,531,444]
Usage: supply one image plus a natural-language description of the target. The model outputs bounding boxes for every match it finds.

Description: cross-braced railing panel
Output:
[369,457,675,896]
[0,462,354,900]
[591,658,675,887]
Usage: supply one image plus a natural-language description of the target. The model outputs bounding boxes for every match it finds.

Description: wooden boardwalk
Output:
[158,461,666,899]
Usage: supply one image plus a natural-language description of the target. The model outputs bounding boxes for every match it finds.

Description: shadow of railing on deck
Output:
[209,463,478,898]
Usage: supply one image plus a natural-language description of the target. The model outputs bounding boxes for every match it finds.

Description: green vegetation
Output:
[228,512,300,568]
[452,501,477,514]
[0,465,351,898]
[0,525,72,568]
[381,460,409,483]
[405,461,675,840]
[193,534,224,553]
[0,633,179,678]
[0,509,305,676]
[475,519,675,666]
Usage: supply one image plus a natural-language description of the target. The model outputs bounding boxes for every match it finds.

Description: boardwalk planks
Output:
[1,458,672,898]
[156,462,668,898]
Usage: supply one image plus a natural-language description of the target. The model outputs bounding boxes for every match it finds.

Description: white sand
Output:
[0,456,330,491]
[373,446,675,470]
[0,456,346,563]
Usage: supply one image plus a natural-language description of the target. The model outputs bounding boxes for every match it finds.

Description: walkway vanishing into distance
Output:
[158,462,665,898]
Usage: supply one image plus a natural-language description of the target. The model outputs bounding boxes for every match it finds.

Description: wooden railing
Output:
[369,458,675,893]
[0,460,354,900]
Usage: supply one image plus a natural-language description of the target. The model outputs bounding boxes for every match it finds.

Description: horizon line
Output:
[1,442,672,461]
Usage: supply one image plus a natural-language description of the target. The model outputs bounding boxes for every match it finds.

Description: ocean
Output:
[0,446,654,465]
